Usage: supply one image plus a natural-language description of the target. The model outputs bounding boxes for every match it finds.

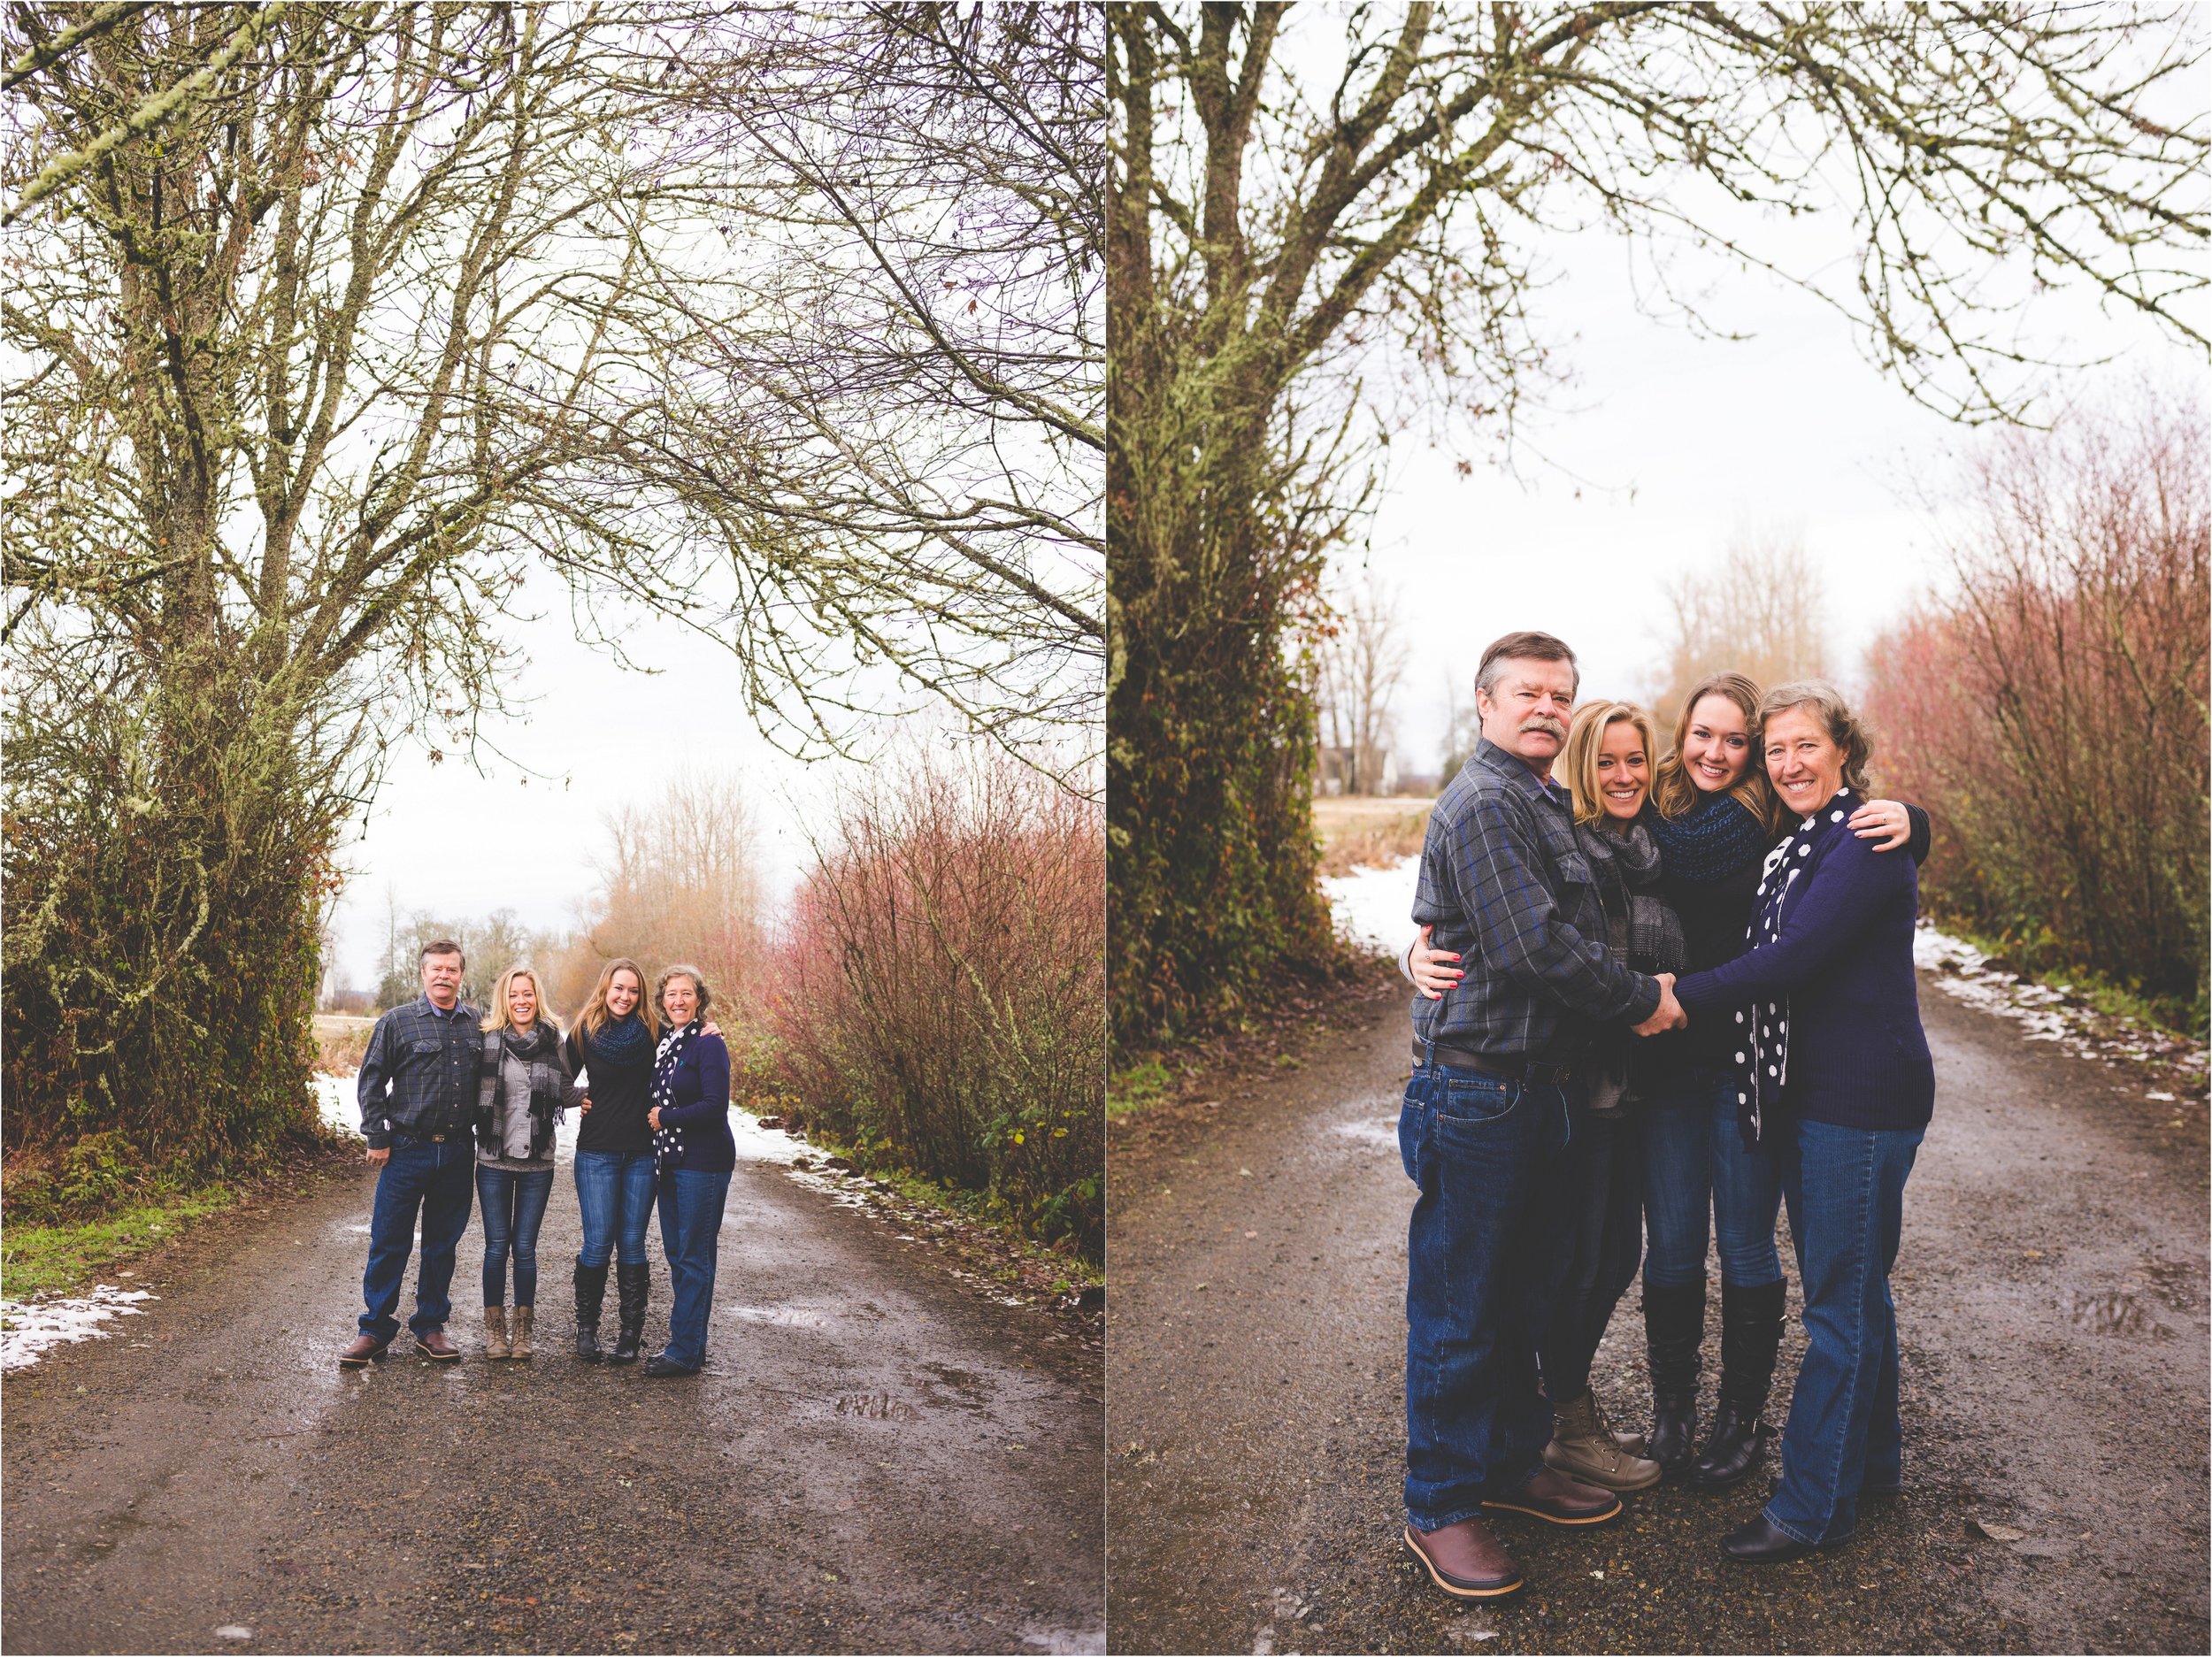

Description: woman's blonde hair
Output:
[654,963,713,1023]
[1759,679,1875,796]
[572,956,661,1042]
[1561,701,1657,828]
[1653,671,1774,828]
[480,965,557,1037]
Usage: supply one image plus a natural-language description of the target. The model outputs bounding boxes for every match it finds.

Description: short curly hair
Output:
[654,963,713,1021]
[1758,679,1873,796]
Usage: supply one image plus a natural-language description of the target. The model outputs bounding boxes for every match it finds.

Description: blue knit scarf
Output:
[588,1009,652,1070]
[1646,791,1770,884]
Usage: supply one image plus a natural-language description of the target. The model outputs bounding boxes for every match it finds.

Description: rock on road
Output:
[1106,966,2208,1654]
[4,1134,1104,1655]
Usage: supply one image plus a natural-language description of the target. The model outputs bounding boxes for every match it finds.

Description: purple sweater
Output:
[655,1033,736,1173]
[1673,804,1935,1133]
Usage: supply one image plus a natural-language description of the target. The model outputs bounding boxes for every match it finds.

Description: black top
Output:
[565,1023,655,1155]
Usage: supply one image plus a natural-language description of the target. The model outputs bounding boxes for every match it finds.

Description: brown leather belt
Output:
[1412,1041,1577,1085]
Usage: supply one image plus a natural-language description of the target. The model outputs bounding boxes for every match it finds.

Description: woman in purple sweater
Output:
[641,964,736,1377]
[1671,682,1935,1563]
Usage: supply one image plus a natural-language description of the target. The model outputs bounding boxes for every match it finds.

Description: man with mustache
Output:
[1398,631,1685,1600]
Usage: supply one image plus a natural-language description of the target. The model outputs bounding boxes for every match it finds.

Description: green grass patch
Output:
[1107,1055,1174,1120]
[1,1185,238,1301]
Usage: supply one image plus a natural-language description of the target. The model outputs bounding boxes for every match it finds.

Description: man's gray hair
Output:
[1475,630,1580,699]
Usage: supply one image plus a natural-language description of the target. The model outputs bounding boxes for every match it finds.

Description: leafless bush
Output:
[754,744,1103,1255]
[1862,394,2208,1024]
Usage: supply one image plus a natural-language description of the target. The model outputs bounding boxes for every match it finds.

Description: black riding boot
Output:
[1642,1277,1706,1477]
[611,1262,650,1364]
[1693,1277,1786,1488]
[572,1262,610,1363]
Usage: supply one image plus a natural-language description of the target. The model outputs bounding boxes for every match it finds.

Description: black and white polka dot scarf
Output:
[1732,787,1855,1147]
[649,1018,701,1172]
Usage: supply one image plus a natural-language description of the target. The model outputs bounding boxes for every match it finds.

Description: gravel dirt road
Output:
[4,1139,1103,1655]
[1106,963,2208,1654]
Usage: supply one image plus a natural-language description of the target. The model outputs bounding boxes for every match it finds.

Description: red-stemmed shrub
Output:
[749,745,1103,1258]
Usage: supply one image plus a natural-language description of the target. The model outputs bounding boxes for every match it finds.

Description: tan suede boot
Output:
[509,1305,534,1362]
[1542,1387,1662,1492]
[481,1305,511,1361]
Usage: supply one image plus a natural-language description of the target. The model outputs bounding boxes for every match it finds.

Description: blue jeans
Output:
[1399,1061,1575,1530]
[656,1168,732,1369]
[358,1135,476,1340]
[573,1149,657,1269]
[1765,1116,1924,1546]
[1641,1062,1784,1289]
[477,1166,555,1306]
[1536,1104,1643,1403]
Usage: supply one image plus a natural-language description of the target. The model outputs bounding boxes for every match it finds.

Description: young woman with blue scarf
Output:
[1672,682,1935,1562]
[564,959,661,1363]
[641,964,734,1378]
[1409,671,1930,1493]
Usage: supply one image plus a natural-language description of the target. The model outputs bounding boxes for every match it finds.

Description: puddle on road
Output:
[1333,1117,1399,1152]
[1020,1623,1106,1654]
[726,1302,826,1328]
[2064,1288,2173,1338]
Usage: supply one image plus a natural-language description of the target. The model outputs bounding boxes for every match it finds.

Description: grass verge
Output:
[758,1115,1101,1314]
[1926,909,2206,1041]
[2,1185,241,1301]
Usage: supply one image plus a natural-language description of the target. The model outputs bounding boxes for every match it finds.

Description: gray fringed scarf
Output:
[476,1020,572,1165]
[1578,817,1688,1114]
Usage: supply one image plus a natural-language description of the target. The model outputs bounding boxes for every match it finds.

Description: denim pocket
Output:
[1397,1093,1423,1185]
[1433,1072,1518,1124]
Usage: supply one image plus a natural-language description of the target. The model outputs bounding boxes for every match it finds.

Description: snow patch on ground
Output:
[0,1285,158,1371]
[1913,924,2209,1086]
[1321,855,1418,956]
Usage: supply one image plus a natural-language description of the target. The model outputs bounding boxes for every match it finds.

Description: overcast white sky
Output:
[325,596,895,989]
[1346,219,2207,782]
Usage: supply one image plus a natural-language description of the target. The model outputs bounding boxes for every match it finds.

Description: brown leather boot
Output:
[1481,1465,1625,1526]
[1402,1517,1524,1599]
[413,1327,461,1362]
[481,1305,511,1360]
[509,1305,534,1362]
[1542,1387,1663,1492]
[336,1333,392,1369]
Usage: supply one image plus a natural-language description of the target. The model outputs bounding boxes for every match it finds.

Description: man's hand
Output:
[1632,973,1688,1037]
[365,1145,391,1168]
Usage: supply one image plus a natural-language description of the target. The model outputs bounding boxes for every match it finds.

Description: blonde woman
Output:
[473,966,580,1359]
[1523,701,1681,1492]
[563,959,660,1362]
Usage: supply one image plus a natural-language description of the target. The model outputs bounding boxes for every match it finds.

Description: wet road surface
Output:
[1106,967,2208,1654]
[4,1136,1103,1654]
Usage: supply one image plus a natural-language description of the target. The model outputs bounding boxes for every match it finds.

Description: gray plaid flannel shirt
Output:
[1410,739,1662,1061]
[357,995,484,1148]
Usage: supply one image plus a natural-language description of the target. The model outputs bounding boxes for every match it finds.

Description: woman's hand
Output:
[647,1106,661,1131]
[702,1019,721,1038]
[577,1093,593,1116]
[1849,799,1911,852]
[1407,924,1463,1000]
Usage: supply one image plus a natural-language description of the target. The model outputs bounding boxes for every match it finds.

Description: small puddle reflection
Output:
[726,1303,826,1328]
[2064,1288,2171,1338]
[1333,1117,1399,1151]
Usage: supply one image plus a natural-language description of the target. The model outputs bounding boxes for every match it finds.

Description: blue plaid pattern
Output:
[1410,739,1662,1059]
[357,995,484,1148]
